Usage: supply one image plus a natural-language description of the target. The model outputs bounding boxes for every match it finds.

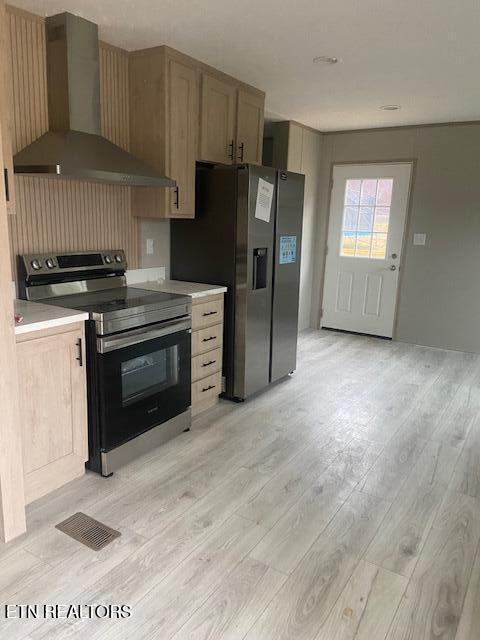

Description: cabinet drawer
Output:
[192,371,222,407]
[192,298,224,330]
[192,347,222,382]
[192,324,223,356]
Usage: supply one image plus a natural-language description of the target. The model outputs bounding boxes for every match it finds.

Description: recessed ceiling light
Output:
[313,56,340,65]
[379,104,401,111]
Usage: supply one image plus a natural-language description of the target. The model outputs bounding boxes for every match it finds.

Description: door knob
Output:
[390,265,397,271]
[391,253,398,259]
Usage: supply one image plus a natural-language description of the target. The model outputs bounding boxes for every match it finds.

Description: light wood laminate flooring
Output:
[1,329,480,640]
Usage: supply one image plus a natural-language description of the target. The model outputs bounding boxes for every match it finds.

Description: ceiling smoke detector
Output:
[313,56,340,65]
[379,104,401,111]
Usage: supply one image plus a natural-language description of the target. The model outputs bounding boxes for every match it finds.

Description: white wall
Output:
[140,219,170,276]
[313,122,480,353]
[291,125,323,331]
[269,121,323,331]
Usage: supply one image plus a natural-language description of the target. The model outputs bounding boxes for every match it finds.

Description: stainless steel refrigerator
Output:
[171,163,304,401]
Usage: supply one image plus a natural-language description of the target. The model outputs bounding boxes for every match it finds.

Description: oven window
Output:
[121,345,179,407]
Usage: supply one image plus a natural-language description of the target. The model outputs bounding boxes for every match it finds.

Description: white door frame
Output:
[319,160,415,337]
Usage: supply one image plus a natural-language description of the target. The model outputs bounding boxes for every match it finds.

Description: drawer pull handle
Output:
[202,336,216,342]
[202,311,218,316]
[202,359,216,367]
[202,384,216,393]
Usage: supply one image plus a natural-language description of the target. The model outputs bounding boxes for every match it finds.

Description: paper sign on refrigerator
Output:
[254,178,274,223]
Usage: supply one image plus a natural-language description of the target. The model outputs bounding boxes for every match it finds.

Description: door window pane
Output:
[360,180,378,205]
[121,346,178,407]
[345,179,361,205]
[377,179,393,206]
[358,207,374,231]
[341,232,355,256]
[343,207,358,231]
[355,233,372,257]
[371,233,387,258]
[374,207,390,233]
[340,177,393,259]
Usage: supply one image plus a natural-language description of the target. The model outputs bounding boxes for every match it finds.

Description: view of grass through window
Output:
[340,178,393,258]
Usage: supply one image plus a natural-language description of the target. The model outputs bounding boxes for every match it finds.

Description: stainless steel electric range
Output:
[18,250,192,477]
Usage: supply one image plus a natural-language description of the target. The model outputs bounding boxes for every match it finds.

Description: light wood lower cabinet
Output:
[192,296,224,330]
[192,347,222,381]
[191,293,224,416]
[192,372,222,416]
[16,323,88,504]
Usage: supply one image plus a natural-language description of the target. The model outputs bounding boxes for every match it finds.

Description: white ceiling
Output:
[12,0,480,131]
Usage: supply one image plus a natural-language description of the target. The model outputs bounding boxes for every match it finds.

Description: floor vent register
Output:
[55,512,121,550]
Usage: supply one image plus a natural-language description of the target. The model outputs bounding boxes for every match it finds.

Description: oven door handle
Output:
[97,318,191,353]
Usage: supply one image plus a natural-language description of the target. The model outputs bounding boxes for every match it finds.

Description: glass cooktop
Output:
[42,287,189,316]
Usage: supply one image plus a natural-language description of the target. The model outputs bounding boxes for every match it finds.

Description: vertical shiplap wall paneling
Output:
[6,6,139,274]
[99,41,130,150]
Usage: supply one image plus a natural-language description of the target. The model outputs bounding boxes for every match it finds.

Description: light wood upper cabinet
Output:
[168,58,198,216]
[16,324,88,504]
[199,74,237,164]
[129,45,265,217]
[130,48,198,219]
[199,74,265,166]
[236,89,265,165]
[0,0,15,214]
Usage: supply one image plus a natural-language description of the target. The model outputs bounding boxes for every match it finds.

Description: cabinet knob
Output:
[228,140,235,161]
[173,186,179,209]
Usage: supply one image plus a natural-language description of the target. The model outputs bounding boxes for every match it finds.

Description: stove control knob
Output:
[31,259,42,270]
[104,255,113,264]
[45,258,56,269]
[114,254,123,263]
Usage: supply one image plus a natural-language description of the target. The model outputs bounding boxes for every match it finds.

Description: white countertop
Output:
[132,279,227,299]
[14,299,88,336]
[13,280,225,334]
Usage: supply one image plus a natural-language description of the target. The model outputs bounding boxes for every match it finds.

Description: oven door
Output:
[97,318,191,451]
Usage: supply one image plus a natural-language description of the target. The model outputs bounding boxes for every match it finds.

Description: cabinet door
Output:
[236,89,265,165]
[168,59,198,218]
[0,0,14,214]
[200,74,236,164]
[17,327,88,504]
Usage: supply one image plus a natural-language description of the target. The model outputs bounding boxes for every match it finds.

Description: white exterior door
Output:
[322,163,412,337]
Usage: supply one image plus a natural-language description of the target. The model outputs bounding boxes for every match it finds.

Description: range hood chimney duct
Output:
[13,12,175,188]
[47,12,102,136]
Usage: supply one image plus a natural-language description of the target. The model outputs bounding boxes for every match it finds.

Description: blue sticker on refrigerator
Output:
[279,235,297,264]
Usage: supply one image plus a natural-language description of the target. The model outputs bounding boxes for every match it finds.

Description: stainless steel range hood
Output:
[13,12,175,188]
